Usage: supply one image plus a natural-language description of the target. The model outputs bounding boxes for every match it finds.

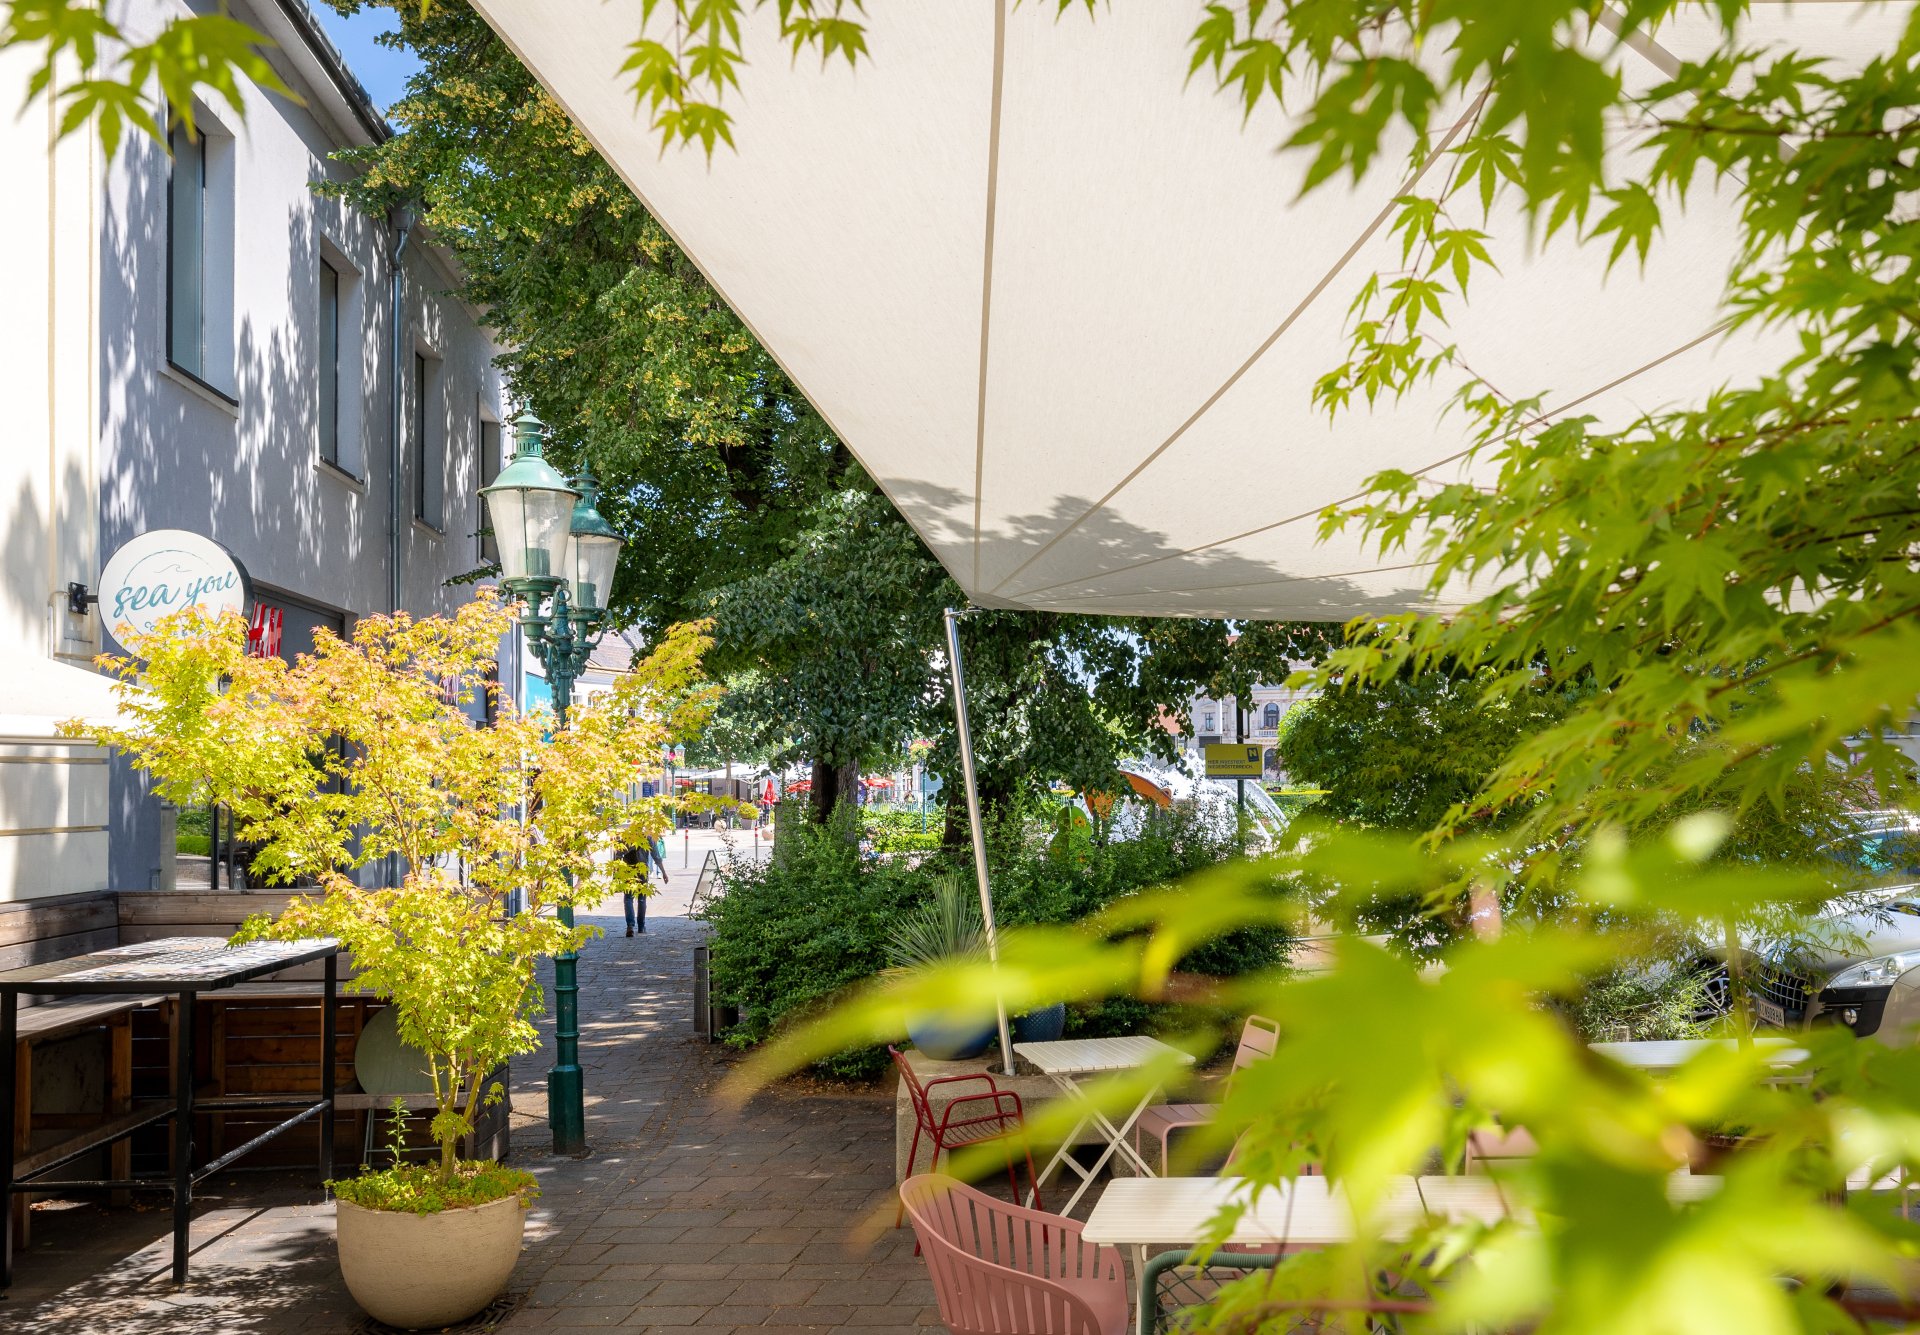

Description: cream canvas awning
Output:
[471,1,1905,621]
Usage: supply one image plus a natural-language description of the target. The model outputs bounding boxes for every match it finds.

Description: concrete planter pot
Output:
[1011,1003,1067,1044]
[906,1013,996,1061]
[336,1192,527,1329]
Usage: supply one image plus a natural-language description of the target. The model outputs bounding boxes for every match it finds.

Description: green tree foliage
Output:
[1277,671,1568,834]
[0,2,290,156]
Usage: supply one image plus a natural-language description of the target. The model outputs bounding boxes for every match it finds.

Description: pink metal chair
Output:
[893,1045,1043,1224]
[1464,1125,1538,1173]
[1133,1015,1281,1173]
[901,1173,1129,1335]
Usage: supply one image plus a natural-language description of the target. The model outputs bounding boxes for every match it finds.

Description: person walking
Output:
[620,837,670,936]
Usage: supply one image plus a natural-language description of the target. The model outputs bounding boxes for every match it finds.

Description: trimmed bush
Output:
[705,800,1295,1077]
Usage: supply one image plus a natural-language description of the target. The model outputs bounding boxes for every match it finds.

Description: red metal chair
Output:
[893,1045,1044,1223]
[901,1173,1127,1335]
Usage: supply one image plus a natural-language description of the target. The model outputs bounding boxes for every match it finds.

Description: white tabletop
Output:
[1081,1174,1720,1248]
[1014,1034,1195,1076]
[1589,1037,1808,1072]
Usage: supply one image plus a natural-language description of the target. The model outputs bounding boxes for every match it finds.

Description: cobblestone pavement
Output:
[1,890,932,1333]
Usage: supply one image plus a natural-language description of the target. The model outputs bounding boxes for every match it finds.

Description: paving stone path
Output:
[0,899,934,1333]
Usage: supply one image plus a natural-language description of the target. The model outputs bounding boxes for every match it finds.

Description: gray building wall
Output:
[89,0,505,889]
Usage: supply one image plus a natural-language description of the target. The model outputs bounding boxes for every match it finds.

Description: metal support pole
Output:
[1235,700,1246,850]
[943,607,1015,1076]
[541,584,587,1156]
[172,990,196,1285]
[319,954,337,1180]
[2,989,17,1292]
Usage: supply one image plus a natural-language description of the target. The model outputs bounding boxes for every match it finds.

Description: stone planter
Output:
[336,1192,527,1329]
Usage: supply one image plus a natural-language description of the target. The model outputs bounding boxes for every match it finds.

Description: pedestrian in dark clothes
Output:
[620,838,670,936]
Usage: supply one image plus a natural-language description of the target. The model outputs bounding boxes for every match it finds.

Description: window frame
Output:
[318,257,342,467]
[413,349,445,531]
[163,116,237,401]
[477,411,502,564]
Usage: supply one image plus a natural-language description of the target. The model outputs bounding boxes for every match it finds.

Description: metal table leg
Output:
[1,990,16,1292]
[172,990,196,1286]
[320,957,337,1181]
[1028,1072,1096,1205]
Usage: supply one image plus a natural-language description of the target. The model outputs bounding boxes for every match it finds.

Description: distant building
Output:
[1181,681,1316,783]
[0,0,507,901]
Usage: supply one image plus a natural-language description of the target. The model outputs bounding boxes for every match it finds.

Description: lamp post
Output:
[481,412,624,1156]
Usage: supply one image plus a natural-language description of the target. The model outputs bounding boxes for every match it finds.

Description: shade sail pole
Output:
[944,606,1015,1076]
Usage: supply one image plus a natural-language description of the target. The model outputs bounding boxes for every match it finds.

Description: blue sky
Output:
[309,5,422,116]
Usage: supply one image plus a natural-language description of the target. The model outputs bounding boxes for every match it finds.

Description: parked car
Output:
[1710,810,1920,1043]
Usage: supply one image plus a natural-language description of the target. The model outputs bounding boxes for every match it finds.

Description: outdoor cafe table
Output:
[1589,1037,1809,1074]
[0,936,341,1290]
[1014,1035,1195,1216]
[1083,1173,1723,1274]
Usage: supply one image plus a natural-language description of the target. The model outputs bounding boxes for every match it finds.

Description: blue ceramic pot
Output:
[907,1014,996,1061]
[1011,1003,1067,1044]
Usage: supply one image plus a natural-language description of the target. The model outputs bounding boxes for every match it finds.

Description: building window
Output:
[318,259,341,465]
[166,121,234,393]
[1263,702,1281,729]
[414,352,444,529]
[478,415,501,564]
[1202,712,1216,734]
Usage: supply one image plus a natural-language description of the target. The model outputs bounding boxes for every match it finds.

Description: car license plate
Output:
[1754,997,1787,1029]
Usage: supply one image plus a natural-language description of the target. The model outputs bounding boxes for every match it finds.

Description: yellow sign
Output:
[1203,743,1263,779]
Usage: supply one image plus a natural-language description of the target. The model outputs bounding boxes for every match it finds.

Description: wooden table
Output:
[0,936,340,1289]
[1590,1037,1809,1073]
[1014,1035,1194,1216]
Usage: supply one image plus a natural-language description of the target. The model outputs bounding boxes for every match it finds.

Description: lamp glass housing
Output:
[480,414,578,584]
[488,485,575,583]
[568,531,622,613]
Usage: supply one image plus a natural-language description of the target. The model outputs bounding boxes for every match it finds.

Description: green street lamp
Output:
[481,411,624,1156]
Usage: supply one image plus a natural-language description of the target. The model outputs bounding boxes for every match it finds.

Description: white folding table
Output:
[1083,1172,1721,1273]
[1589,1037,1808,1073]
[1014,1035,1194,1216]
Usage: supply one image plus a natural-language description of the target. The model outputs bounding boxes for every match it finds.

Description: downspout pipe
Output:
[387,204,416,614]
[385,205,415,891]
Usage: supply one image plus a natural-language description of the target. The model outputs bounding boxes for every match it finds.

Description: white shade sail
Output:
[471,1,1905,621]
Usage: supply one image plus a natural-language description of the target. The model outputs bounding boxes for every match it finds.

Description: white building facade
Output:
[1183,680,1316,783]
[0,0,507,900]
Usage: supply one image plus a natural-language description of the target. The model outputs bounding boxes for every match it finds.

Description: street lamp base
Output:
[547,1065,587,1156]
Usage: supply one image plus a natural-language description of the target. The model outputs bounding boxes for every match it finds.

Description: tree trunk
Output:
[809,757,837,822]
[940,770,1012,850]
[807,758,862,823]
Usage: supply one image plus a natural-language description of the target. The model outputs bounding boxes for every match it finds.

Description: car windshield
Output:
[1833,826,1920,883]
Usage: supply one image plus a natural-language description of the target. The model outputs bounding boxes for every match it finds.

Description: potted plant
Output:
[887,875,1067,1055]
[73,592,715,1329]
[888,874,994,1060]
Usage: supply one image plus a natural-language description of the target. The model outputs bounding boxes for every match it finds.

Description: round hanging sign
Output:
[97,529,251,651]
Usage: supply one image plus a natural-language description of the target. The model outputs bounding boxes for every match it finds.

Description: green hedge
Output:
[705,801,1295,1078]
